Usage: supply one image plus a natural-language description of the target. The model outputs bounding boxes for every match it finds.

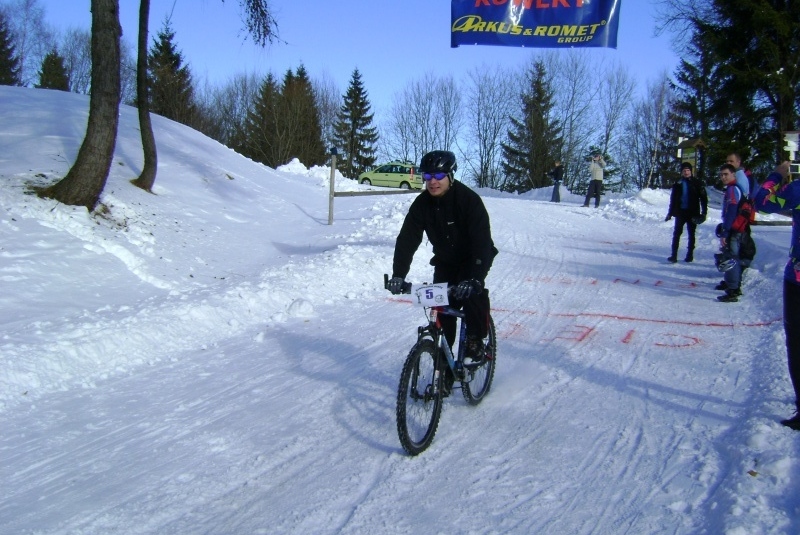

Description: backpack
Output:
[739,227,756,263]
[731,185,756,233]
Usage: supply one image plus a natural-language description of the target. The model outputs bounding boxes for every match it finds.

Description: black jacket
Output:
[392,181,497,283]
[667,177,708,219]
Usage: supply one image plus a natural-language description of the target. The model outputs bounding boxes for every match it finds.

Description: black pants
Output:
[785,281,800,411]
[550,182,561,203]
[583,181,601,207]
[670,213,696,257]
[433,265,491,349]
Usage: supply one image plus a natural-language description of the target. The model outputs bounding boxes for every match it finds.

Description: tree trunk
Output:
[131,0,157,192]
[37,0,121,211]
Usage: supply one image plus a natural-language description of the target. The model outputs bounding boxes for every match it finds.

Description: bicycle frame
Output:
[420,305,471,383]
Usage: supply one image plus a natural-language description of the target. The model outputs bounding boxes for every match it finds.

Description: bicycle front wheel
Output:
[462,315,496,405]
[396,339,443,455]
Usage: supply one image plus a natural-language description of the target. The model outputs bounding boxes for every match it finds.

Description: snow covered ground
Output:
[1,86,799,534]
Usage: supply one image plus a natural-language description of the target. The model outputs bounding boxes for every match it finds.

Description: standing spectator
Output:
[582,153,605,207]
[665,162,708,263]
[753,162,800,429]
[715,163,745,302]
[726,152,755,198]
[548,160,563,203]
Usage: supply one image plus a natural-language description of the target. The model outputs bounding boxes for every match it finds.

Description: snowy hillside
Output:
[0,86,798,534]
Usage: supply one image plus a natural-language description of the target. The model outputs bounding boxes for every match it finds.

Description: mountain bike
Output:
[384,275,496,455]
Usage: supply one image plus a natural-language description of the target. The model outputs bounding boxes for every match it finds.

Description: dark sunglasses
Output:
[423,172,448,181]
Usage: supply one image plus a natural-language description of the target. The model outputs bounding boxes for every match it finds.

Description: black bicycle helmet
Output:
[419,150,457,175]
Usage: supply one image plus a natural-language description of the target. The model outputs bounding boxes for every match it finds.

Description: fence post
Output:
[328,148,337,225]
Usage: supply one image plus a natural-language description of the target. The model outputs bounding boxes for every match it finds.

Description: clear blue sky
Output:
[38,0,678,116]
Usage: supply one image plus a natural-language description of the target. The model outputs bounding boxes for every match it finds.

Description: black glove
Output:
[387,276,405,295]
[665,214,672,221]
[454,279,482,300]
[715,223,725,238]
[692,214,706,225]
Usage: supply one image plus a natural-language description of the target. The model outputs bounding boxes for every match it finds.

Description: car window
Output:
[376,165,390,173]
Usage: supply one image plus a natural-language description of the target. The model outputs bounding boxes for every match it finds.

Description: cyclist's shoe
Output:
[714,280,728,291]
[462,336,486,367]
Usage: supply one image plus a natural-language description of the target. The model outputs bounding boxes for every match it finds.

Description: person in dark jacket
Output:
[665,161,708,263]
[387,150,497,367]
[548,160,563,203]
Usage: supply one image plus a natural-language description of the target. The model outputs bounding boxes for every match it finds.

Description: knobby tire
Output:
[396,340,443,456]
[462,315,497,405]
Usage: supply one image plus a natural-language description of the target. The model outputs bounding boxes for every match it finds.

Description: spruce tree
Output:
[333,68,378,179]
[282,65,326,166]
[501,60,562,194]
[147,19,196,125]
[0,12,21,86]
[244,73,283,167]
[35,50,70,91]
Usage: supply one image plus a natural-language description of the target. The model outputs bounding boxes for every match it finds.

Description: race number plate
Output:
[410,283,449,307]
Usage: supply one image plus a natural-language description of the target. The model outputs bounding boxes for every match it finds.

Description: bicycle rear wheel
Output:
[396,339,443,455]
[462,315,496,405]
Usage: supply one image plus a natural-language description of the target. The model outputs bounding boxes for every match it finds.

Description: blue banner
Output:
[451,0,621,49]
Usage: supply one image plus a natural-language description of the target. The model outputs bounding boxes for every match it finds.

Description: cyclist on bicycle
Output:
[387,150,498,368]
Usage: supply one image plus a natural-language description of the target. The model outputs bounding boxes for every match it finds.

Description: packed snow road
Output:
[2,192,794,534]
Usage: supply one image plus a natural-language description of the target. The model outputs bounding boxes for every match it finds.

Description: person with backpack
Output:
[665,161,708,263]
[715,163,747,302]
[753,161,800,430]
[387,150,498,392]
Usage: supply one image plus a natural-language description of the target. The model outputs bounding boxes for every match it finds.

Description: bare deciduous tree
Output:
[542,51,601,192]
[383,72,463,166]
[460,64,518,188]
[1,0,54,86]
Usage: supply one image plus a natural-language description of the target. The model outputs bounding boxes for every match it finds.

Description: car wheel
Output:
[361,179,371,186]
[399,182,410,189]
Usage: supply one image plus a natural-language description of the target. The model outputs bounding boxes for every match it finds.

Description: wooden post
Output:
[328,151,337,225]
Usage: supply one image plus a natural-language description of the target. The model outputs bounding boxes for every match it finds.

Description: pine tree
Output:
[282,65,326,166]
[501,60,562,194]
[244,72,284,167]
[0,12,21,86]
[35,50,70,90]
[147,19,196,125]
[332,69,378,179]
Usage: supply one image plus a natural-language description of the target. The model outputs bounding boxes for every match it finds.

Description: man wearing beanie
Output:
[665,161,708,262]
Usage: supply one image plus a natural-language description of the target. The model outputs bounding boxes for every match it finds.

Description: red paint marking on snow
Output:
[613,278,641,285]
[655,333,701,348]
[488,305,780,328]
[385,299,780,329]
[621,330,635,344]
[549,325,595,343]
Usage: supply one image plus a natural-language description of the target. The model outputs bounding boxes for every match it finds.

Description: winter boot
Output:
[714,280,728,291]
[667,255,677,263]
[685,251,694,262]
[717,289,740,303]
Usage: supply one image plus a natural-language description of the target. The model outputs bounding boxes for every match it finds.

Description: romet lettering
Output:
[532,24,603,38]
[474,0,582,7]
